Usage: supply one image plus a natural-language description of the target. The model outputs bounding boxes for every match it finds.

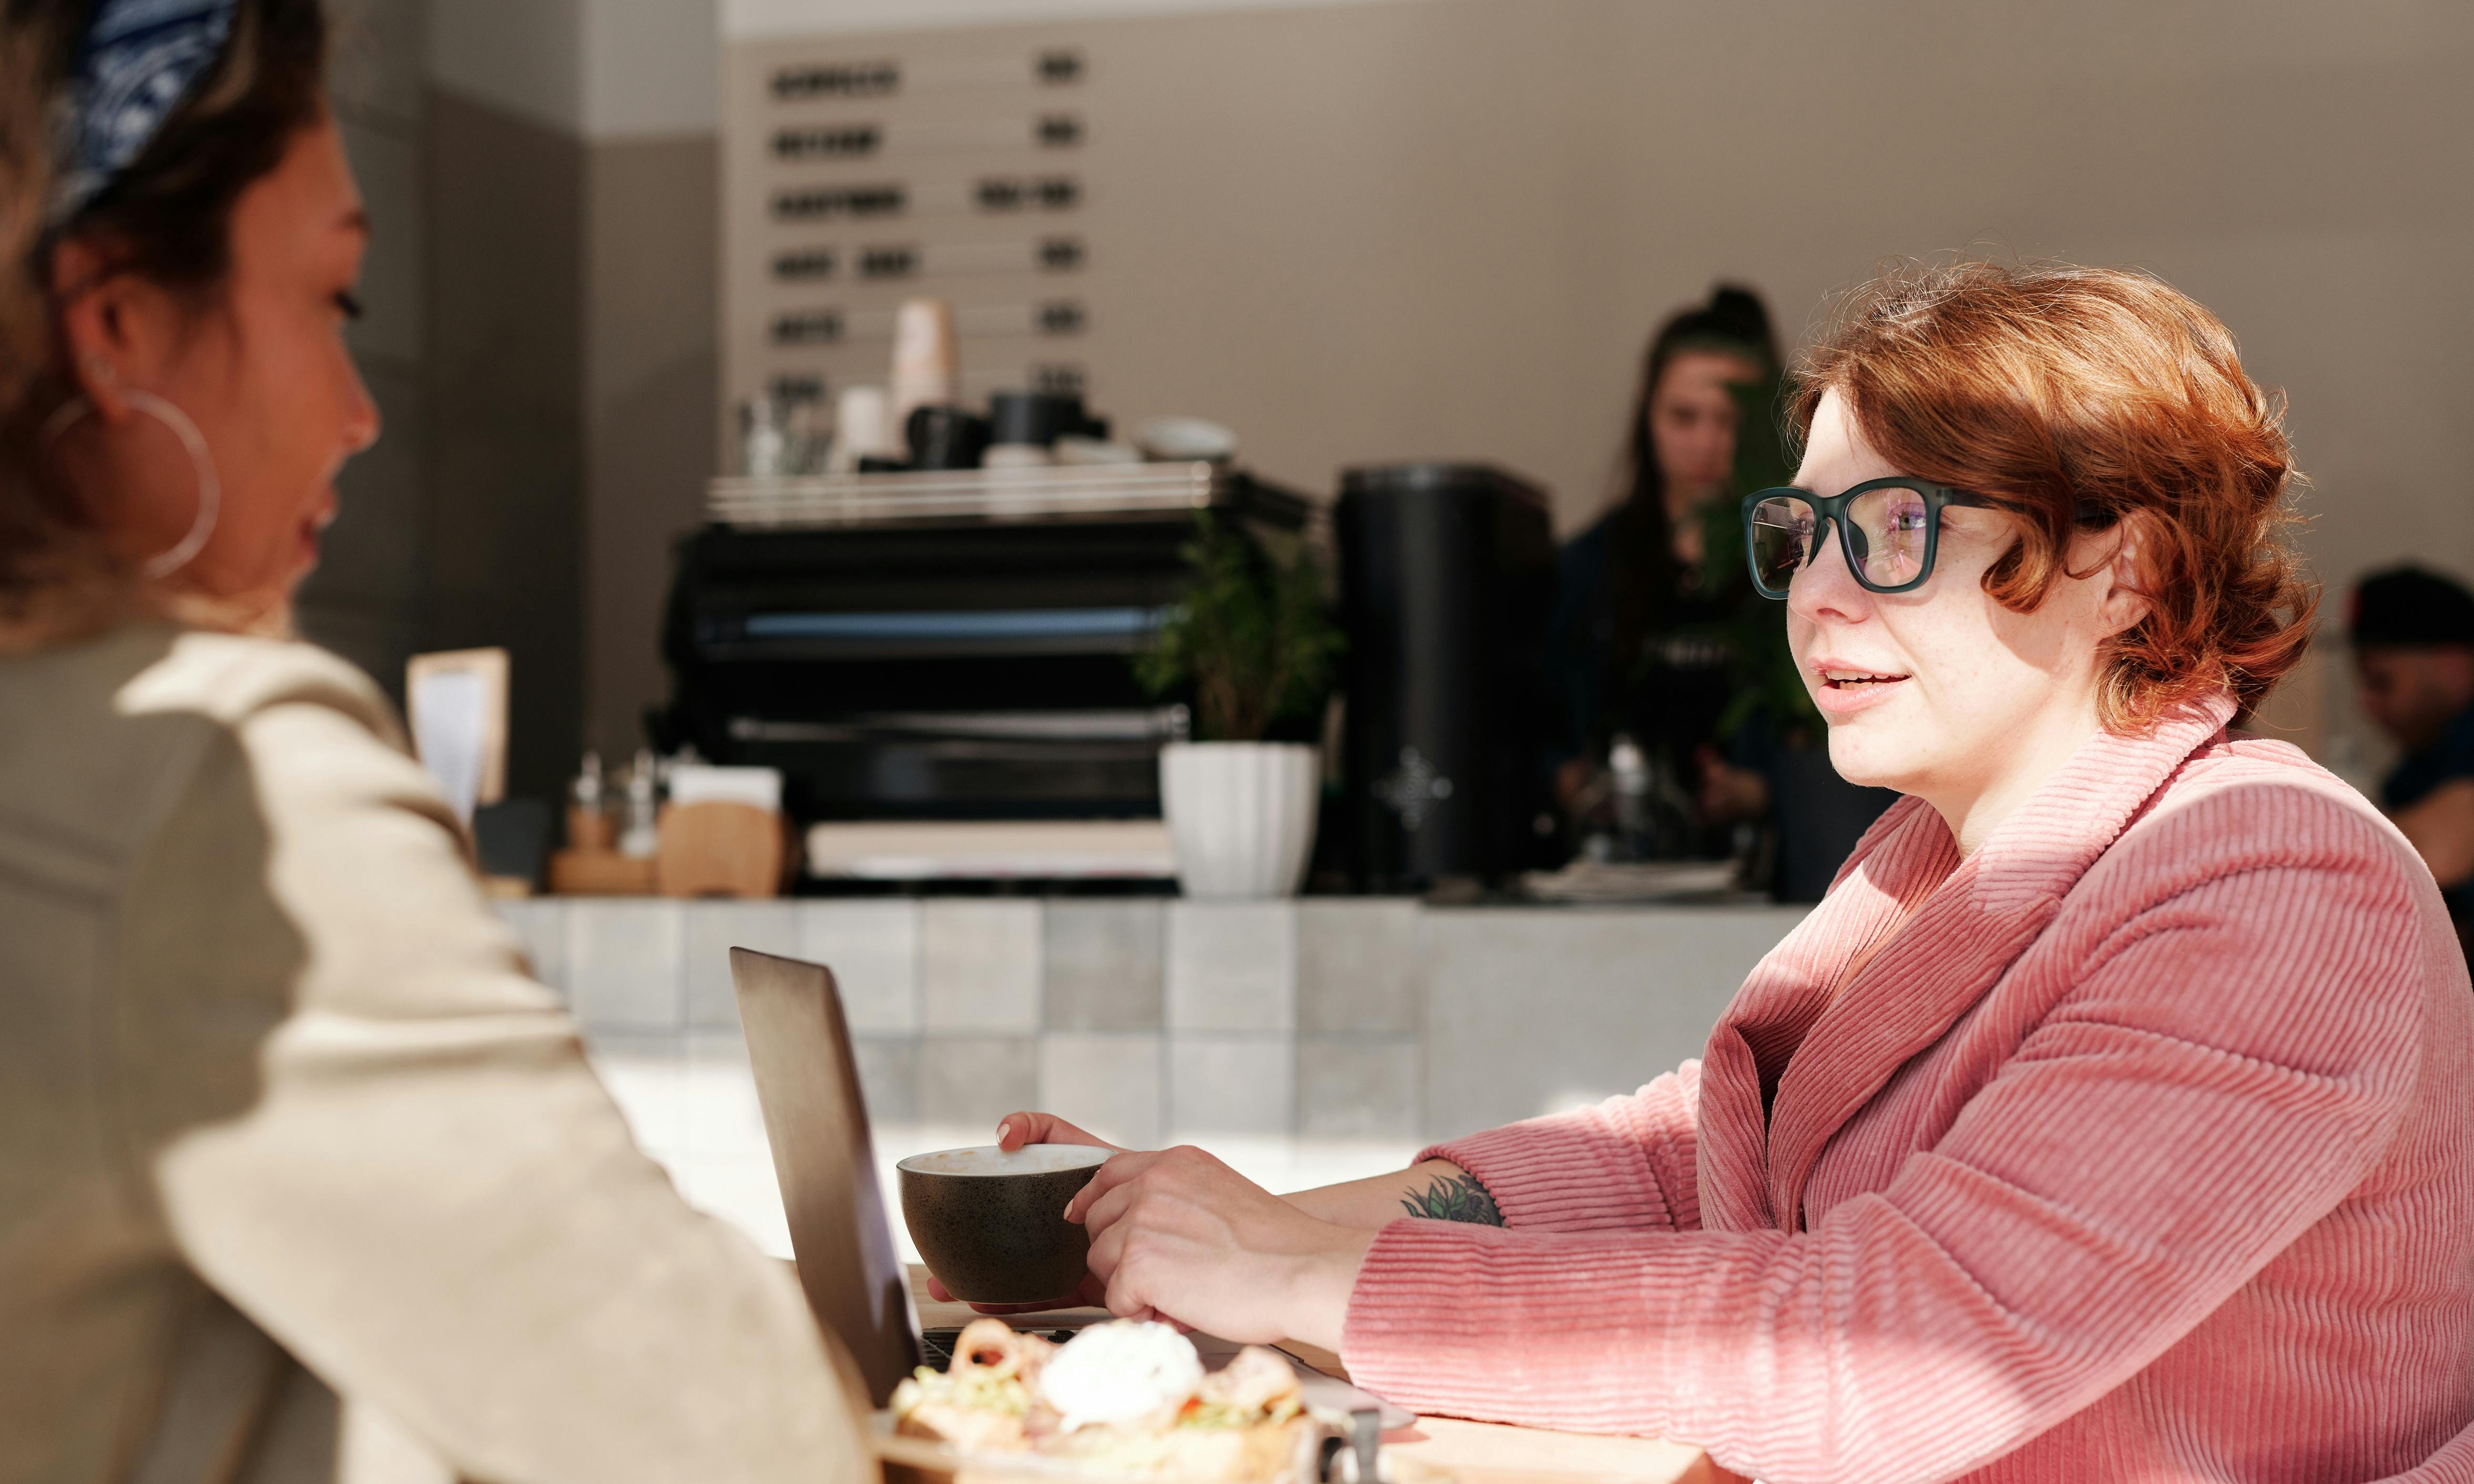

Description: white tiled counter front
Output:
[496,895,1808,1147]
[496,895,1805,1260]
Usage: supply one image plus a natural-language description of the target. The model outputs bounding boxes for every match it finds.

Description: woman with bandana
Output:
[0,5,870,1480]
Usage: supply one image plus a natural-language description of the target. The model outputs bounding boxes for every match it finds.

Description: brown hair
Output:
[0,0,328,650]
[1790,259,2315,732]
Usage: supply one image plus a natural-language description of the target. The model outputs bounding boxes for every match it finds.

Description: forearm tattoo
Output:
[1400,1169,1504,1226]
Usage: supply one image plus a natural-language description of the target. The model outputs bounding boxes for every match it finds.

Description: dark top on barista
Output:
[1548,286,1779,848]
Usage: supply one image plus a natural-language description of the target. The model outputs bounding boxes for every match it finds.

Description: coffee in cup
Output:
[898,1144,1109,1306]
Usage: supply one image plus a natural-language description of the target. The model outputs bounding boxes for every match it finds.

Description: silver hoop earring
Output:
[42,390,222,579]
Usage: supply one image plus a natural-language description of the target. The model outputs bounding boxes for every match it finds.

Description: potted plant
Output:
[1135,515,1343,898]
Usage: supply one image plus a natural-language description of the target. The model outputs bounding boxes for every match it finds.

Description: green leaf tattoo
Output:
[1400,1170,1504,1226]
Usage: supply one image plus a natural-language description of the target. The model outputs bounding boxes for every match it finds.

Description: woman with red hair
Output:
[994,261,2474,1483]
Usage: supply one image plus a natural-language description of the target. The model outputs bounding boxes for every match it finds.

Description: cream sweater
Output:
[0,625,868,1484]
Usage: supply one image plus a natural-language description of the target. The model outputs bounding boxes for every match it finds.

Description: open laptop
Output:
[726,946,1408,1426]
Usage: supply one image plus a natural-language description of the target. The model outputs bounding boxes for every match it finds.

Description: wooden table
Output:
[910,1270,1740,1484]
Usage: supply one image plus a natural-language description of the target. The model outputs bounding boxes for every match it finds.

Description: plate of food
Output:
[878,1317,1430,1483]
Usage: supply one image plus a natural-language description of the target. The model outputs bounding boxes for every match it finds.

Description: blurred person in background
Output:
[1548,286,1782,856]
[2351,565,2474,938]
[0,3,868,1479]
[1548,285,1895,895]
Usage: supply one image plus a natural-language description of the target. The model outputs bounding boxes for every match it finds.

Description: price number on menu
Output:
[976,176,1080,212]
[858,245,920,280]
[770,310,844,346]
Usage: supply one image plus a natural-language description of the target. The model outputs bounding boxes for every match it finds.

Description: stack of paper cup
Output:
[889,298,960,432]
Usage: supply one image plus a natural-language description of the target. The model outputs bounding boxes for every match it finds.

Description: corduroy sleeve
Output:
[1419,1062,1704,1234]
[1343,786,2429,1484]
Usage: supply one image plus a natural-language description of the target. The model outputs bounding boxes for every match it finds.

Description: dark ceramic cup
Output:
[898,1144,1110,1305]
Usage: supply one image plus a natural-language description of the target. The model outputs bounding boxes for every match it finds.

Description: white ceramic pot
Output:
[1157,741,1319,899]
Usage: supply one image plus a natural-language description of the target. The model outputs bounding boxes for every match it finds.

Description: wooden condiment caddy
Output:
[653,801,792,898]
[548,800,659,895]
[552,800,793,899]
[547,753,792,899]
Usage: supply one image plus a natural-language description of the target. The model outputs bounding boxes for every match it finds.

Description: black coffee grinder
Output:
[1335,463,1557,892]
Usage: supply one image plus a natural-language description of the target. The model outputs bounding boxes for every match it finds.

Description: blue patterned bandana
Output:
[48,0,239,227]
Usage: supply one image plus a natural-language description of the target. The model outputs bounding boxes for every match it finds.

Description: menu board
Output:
[720,29,1102,447]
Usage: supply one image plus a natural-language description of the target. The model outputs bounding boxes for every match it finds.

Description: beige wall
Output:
[726,0,2470,548]
[291,0,2474,789]
[704,0,2469,772]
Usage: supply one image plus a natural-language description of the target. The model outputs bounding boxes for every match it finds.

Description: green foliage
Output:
[1133,515,1345,742]
[1729,365,1798,498]
[1717,372,1823,741]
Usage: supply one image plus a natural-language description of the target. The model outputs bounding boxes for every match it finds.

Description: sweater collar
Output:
[1698,692,2240,1232]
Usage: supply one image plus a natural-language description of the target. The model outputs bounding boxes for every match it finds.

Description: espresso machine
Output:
[654,463,1310,868]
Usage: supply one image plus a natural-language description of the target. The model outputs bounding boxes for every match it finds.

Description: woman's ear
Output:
[46,236,175,423]
[2093,510,2155,640]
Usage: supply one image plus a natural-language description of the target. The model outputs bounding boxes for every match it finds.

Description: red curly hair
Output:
[1790,259,2315,733]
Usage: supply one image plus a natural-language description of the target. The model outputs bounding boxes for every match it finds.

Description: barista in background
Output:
[1549,286,1781,856]
[2351,566,2474,935]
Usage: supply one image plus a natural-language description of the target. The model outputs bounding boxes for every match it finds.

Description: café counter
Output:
[494,895,1808,1147]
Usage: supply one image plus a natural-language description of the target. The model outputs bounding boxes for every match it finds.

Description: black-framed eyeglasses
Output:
[1742,478,1994,599]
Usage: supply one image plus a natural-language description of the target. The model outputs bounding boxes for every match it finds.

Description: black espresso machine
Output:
[652,463,1311,831]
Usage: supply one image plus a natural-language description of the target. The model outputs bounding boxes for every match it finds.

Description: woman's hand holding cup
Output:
[928,1112,1368,1348]
[915,1111,1122,1312]
[993,1111,1122,1157]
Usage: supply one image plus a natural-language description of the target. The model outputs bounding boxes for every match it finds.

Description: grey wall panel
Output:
[296,360,429,686]
[338,119,427,371]
[584,134,720,760]
[427,88,586,803]
[327,0,427,129]
[303,0,429,709]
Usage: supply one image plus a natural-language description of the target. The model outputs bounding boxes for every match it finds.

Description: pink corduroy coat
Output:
[1341,695,2474,1484]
